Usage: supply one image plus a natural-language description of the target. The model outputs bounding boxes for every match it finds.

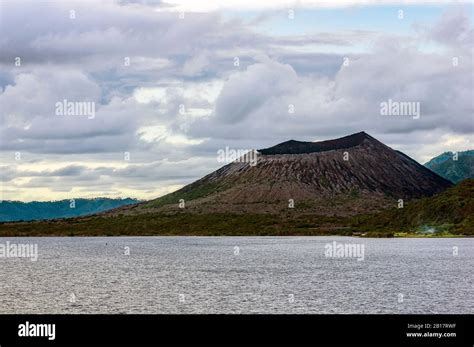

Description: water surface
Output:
[0,237,472,314]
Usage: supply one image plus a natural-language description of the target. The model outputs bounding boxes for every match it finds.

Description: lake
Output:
[0,236,472,314]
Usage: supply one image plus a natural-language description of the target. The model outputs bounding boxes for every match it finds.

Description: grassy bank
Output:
[1,180,472,238]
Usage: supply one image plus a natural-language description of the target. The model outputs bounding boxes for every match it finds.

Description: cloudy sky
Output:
[0,0,473,201]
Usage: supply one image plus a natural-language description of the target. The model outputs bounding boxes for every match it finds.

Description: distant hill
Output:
[424,150,474,183]
[0,198,138,222]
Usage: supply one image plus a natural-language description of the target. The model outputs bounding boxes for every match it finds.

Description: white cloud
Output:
[134,87,168,104]
[159,0,462,12]
[182,52,210,76]
[137,125,207,145]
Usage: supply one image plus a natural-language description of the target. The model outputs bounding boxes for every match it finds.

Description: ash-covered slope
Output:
[137,132,452,216]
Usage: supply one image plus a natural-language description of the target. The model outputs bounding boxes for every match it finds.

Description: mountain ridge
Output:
[0,198,138,222]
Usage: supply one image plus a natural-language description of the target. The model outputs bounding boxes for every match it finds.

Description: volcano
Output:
[127,131,453,217]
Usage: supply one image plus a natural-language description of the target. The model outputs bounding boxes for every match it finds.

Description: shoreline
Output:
[0,233,470,238]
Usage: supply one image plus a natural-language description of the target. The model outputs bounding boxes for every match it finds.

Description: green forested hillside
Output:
[350,179,474,236]
[425,150,474,183]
